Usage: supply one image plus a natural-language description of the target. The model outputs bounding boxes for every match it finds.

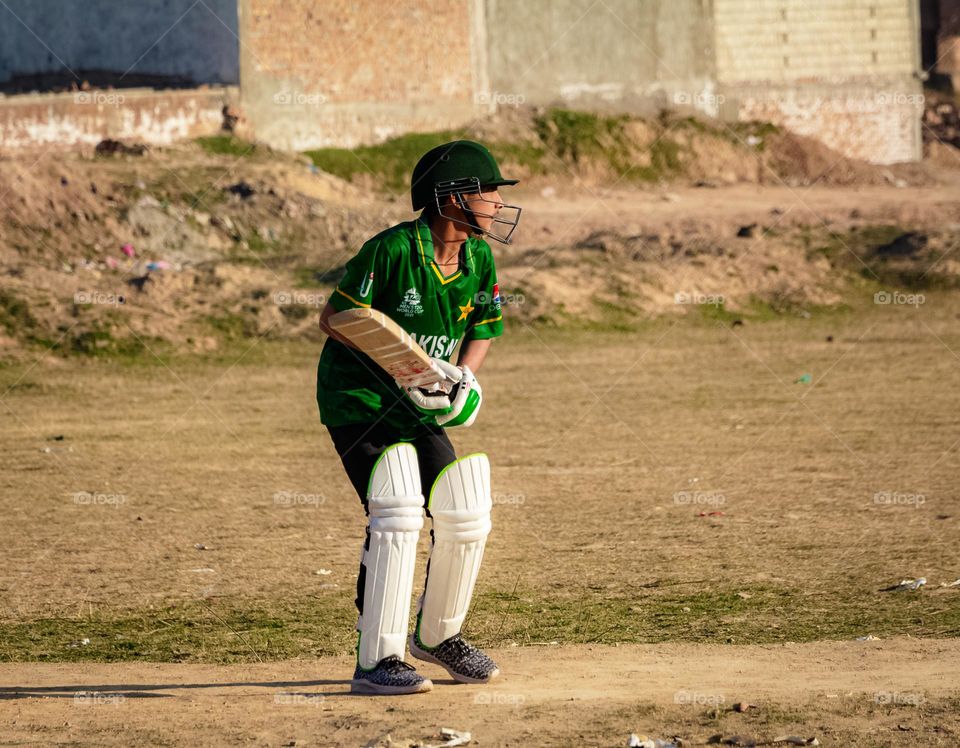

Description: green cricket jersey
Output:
[317,217,504,435]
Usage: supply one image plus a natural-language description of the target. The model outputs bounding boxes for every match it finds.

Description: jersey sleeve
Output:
[465,249,504,341]
[328,238,392,312]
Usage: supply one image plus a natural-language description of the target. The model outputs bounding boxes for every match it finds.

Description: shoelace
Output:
[445,635,473,658]
[381,656,416,674]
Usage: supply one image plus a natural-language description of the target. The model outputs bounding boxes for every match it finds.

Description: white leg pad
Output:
[417,453,492,648]
[357,443,423,669]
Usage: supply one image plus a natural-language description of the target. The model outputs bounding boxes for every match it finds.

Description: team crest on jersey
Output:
[397,287,424,317]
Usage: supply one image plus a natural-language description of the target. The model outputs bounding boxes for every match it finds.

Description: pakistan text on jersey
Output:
[414,334,460,359]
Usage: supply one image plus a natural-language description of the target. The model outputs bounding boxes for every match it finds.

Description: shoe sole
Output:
[350,677,433,695]
[409,639,500,684]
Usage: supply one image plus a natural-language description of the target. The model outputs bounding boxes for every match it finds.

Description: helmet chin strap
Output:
[437,195,482,238]
[454,193,483,234]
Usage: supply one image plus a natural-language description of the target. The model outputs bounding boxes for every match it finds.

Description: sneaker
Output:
[351,655,433,695]
[410,632,500,684]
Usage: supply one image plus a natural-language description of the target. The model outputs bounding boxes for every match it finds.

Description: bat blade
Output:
[328,307,442,387]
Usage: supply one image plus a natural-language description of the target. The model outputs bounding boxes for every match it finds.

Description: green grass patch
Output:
[302,108,712,190]
[0,298,174,363]
[67,329,144,357]
[279,304,310,321]
[635,137,684,182]
[490,141,549,176]
[694,297,852,325]
[195,135,258,158]
[671,115,713,135]
[0,290,39,336]
[469,582,960,648]
[0,597,355,664]
[697,300,742,324]
[305,130,462,193]
[532,108,632,169]
[4,582,958,662]
[668,114,780,151]
[588,296,645,331]
[728,120,781,149]
[531,108,688,182]
[802,224,905,264]
[800,224,960,291]
[244,231,278,255]
[205,312,258,340]
[145,167,232,208]
[228,229,295,268]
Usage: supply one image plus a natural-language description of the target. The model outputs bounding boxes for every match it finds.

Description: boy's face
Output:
[455,188,504,235]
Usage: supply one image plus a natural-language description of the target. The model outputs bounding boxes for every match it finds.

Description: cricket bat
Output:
[328,307,451,388]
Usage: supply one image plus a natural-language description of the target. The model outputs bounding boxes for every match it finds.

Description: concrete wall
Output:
[714,0,923,163]
[238,0,483,150]
[483,0,718,116]
[0,0,239,87]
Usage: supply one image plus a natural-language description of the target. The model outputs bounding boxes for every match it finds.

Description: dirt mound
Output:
[761,131,888,186]
[467,108,934,189]
[498,229,845,326]
[0,143,405,359]
[0,143,370,265]
[1,118,959,359]
[0,158,115,264]
[305,108,936,195]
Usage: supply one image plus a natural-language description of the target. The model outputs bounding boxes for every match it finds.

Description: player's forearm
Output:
[457,338,492,373]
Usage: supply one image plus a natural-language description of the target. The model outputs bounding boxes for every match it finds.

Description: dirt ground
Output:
[2,296,960,745]
[2,638,960,747]
[2,117,960,744]
[2,301,960,618]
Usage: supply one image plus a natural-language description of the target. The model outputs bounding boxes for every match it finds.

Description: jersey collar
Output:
[413,217,476,281]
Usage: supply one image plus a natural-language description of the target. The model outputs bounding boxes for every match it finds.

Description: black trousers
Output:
[326,421,457,616]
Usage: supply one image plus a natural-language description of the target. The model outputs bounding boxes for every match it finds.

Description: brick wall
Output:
[732,81,922,163]
[715,0,916,82]
[714,0,922,163]
[239,0,482,149]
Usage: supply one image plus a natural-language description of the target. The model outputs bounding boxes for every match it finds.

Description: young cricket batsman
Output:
[316,141,521,695]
